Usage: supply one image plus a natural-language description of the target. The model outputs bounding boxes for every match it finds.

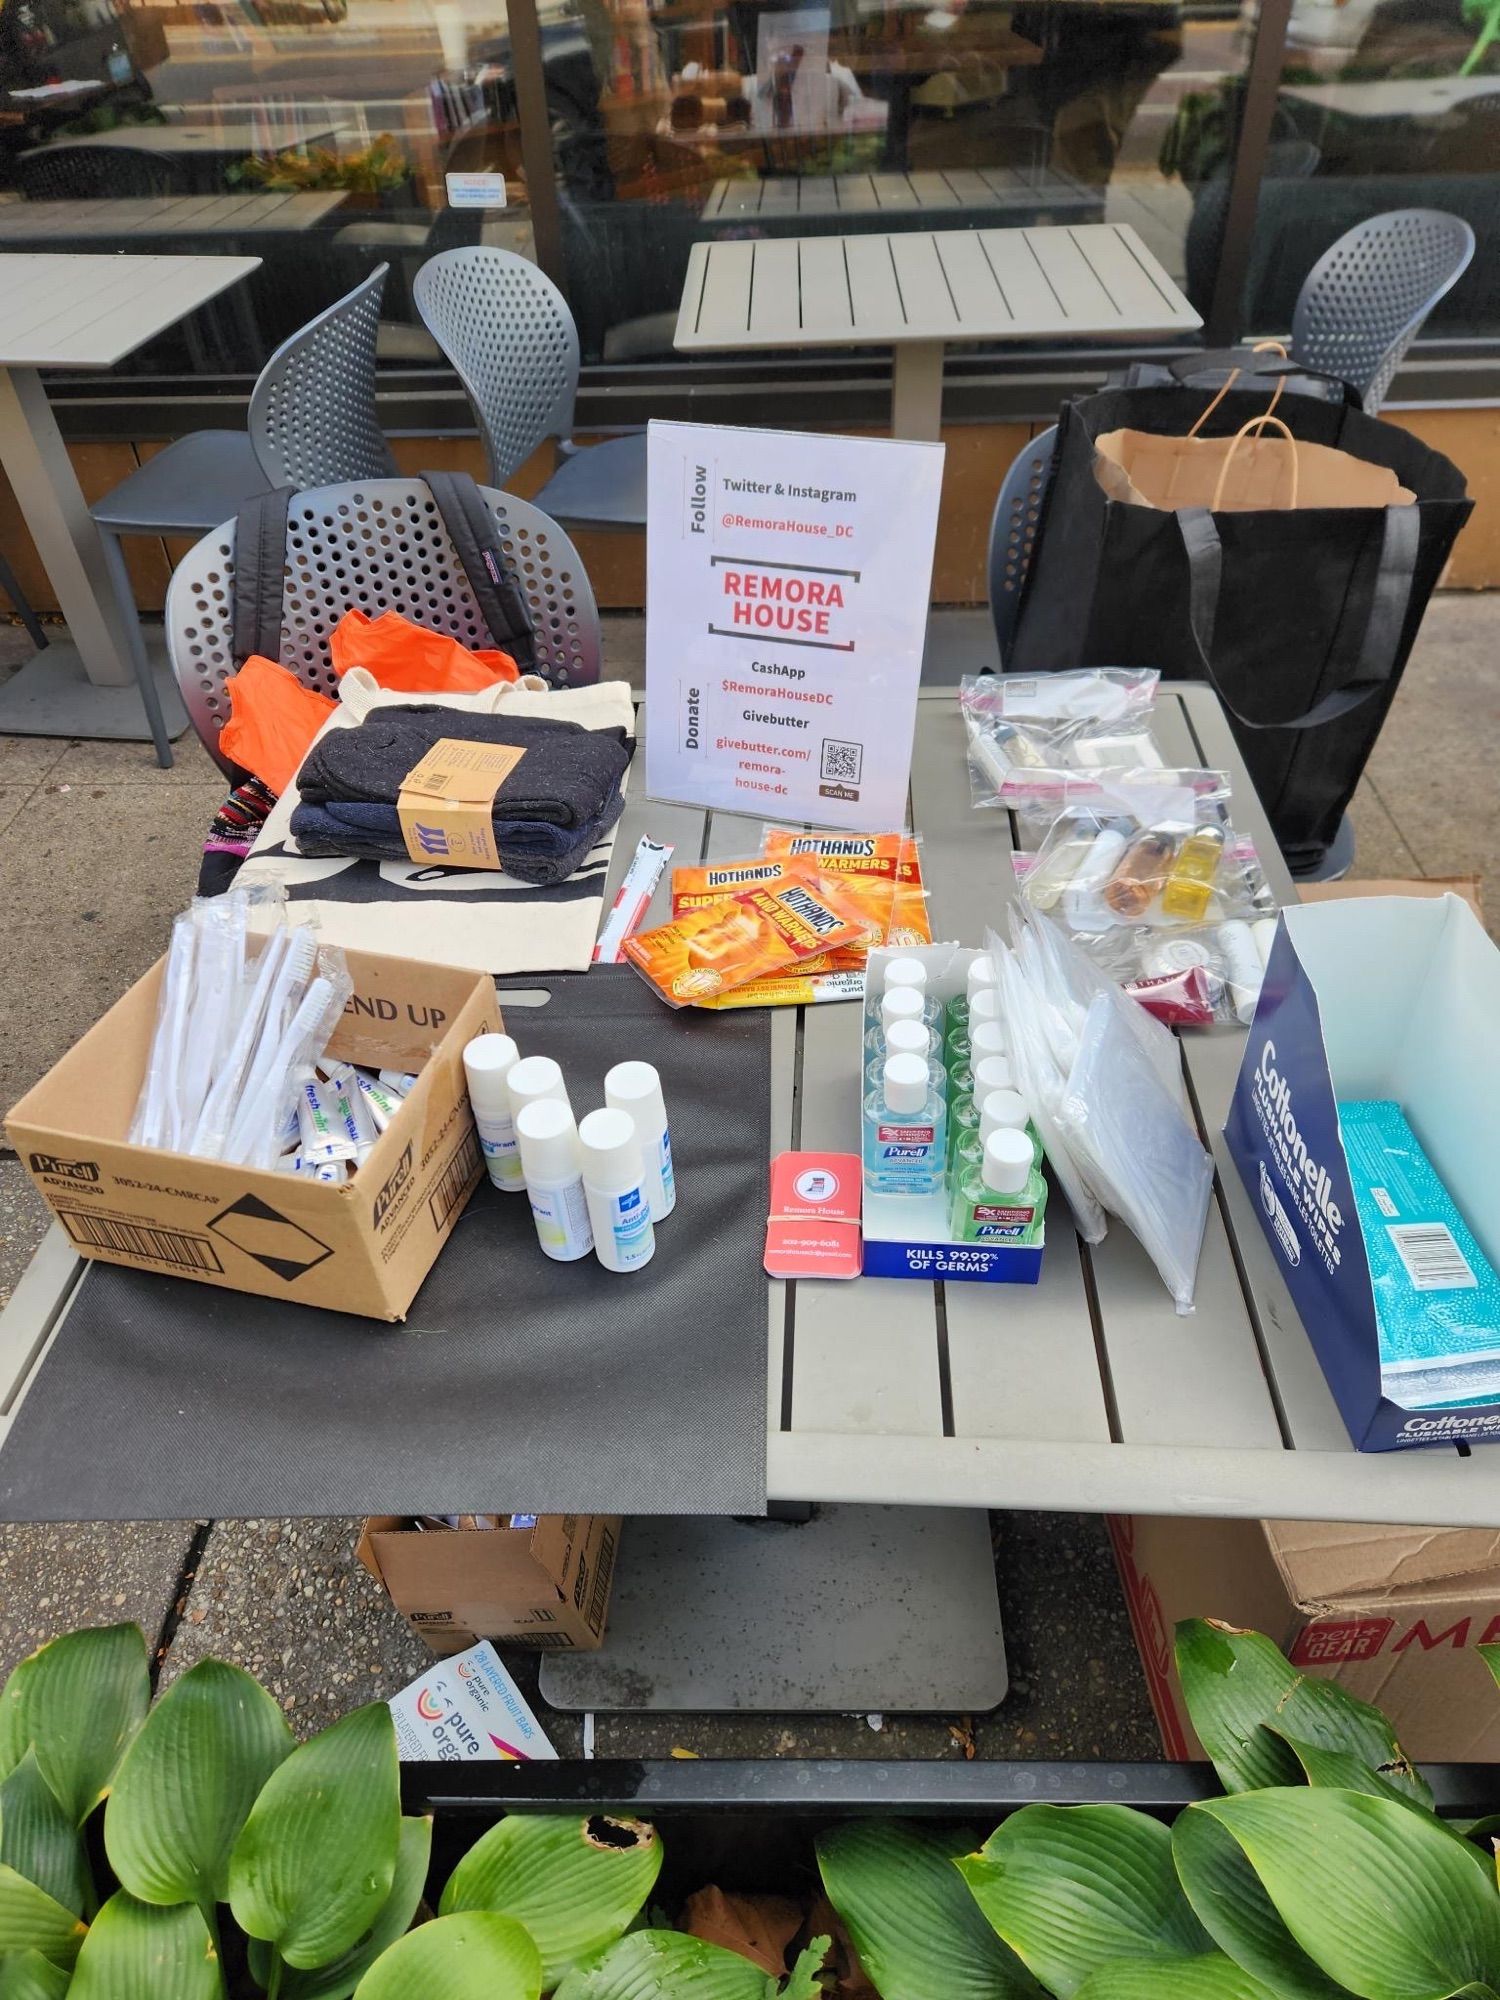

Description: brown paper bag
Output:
[1094,418,1416,513]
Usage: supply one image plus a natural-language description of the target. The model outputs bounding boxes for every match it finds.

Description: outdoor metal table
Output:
[697,167,1101,229]
[673,223,1201,439]
[0,193,349,242]
[5,683,1499,1706]
[0,250,260,745]
[1279,77,1500,120]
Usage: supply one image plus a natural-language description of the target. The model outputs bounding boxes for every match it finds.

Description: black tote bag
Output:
[1007,385,1472,872]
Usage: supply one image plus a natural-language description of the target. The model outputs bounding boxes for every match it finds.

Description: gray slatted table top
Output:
[4,686,1499,1526]
[0,253,262,369]
[0,194,348,240]
[21,120,347,158]
[1280,77,1500,118]
[699,168,1092,222]
[673,222,1202,350]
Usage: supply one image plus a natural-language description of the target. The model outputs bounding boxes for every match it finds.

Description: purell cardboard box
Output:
[6,948,499,1321]
[1224,896,1500,1451]
[861,944,1043,1285]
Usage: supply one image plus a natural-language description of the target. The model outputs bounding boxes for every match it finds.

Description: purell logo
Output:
[371,1142,414,1229]
[29,1153,99,1183]
[1255,1040,1344,1238]
[1259,1162,1301,1267]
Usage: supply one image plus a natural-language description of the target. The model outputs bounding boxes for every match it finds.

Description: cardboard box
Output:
[1299,875,1484,922]
[6,949,500,1322]
[359,1513,620,1653]
[1224,896,1500,1450]
[1111,1513,1500,1764]
[861,944,1043,1285]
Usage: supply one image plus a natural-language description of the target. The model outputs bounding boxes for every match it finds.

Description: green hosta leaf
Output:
[0,1749,92,1916]
[18,1625,150,1827]
[1201,1788,1500,1999]
[816,1819,1042,1999]
[1478,1646,1500,1695]
[1175,1620,1430,1806]
[1075,1953,1280,1998]
[0,1655,38,1785]
[260,1815,434,2000]
[354,1912,542,2000]
[0,1863,87,1968]
[552,1929,776,1999]
[956,1805,1212,1999]
[228,1701,399,1971]
[106,1658,293,1910]
[0,1950,71,2000]
[1173,1802,1346,2000]
[1274,1733,1483,1875]
[67,1892,218,2000]
[439,1812,662,1988]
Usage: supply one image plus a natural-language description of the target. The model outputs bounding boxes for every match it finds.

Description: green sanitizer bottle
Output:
[950,1128,1047,1246]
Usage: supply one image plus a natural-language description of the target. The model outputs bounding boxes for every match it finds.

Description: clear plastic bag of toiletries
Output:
[1016,900,1188,1113]
[960,669,1162,808]
[1011,771,1278,1013]
[1059,989,1214,1314]
[130,894,352,1169]
[989,929,1108,1245]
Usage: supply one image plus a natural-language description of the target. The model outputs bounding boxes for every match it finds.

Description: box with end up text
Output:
[6,948,501,1322]
[359,1514,620,1653]
[1224,895,1500,1451]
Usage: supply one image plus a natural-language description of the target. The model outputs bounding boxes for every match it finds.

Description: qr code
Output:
[821,738,864,784]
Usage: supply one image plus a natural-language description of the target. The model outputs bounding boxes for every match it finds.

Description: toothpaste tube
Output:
[353,1069,402,1132]
[297,1074,356,1163]
[594,836,674,963]
[379,1069,419,1095]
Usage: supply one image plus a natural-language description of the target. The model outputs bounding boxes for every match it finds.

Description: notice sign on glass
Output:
[644,421,944,831]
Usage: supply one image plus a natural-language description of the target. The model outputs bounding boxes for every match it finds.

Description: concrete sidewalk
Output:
[0,597,1493,1756]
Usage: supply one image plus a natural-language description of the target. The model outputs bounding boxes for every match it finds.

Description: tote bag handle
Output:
[1176,500,1420,731]
[1210,413,1300,512]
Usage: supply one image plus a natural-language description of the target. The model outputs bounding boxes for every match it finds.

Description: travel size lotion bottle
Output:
[863,1051,946,1197]
[579,1108,656,1273]
[515,1099,594,1262]
[464,1033,527,1191]
[604,1060,675,1222]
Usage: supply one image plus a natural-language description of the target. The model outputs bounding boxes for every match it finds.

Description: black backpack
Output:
[232,471,538,677]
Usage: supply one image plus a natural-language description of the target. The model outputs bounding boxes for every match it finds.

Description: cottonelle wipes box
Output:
[1224,896,1500,1451]
[6,948,500,1321]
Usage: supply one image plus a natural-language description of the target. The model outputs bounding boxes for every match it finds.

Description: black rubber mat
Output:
[0,970,770,1521]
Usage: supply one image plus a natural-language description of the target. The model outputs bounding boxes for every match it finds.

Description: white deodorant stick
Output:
[604,1060,676,1222]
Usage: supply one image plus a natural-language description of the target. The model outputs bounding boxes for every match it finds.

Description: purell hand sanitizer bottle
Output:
[862,1051,946,1197]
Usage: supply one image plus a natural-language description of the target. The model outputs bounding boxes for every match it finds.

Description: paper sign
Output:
[396,737,525,870]
[389,1639,558,1761]
[644,421,943,831]
[446,170,508,208]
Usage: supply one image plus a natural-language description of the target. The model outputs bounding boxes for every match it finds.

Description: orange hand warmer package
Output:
[625,870,876,1007]
[761,831,932,967]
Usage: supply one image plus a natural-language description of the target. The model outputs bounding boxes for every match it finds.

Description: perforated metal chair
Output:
[91,264,396,768]
[986,427,1057,669]
[1291,208,1475,414]
[15,143,183,200]
[413,246,645,531]
[165,478,603,776]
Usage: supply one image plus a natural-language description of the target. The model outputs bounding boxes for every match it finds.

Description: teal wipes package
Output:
[1338,1098,1500,1410]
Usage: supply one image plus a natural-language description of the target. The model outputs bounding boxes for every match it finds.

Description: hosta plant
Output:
[3,1615,1498,1998]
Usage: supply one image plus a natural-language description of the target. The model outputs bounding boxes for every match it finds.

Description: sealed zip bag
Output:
[960,668,1162,808]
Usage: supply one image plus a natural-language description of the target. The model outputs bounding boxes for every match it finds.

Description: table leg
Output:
[0,367,135,689]
[890,340,945,441]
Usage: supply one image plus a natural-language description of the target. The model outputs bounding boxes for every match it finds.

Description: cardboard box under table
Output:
[360,1514,620,1653]
[1225,895,1500,1451]
[6,949,500,1322]
[1113,1513,1500,1764]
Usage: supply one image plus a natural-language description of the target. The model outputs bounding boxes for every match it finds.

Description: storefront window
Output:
[555,0,1249,362]
[1231,0,1494,338]
[0,0,535,370]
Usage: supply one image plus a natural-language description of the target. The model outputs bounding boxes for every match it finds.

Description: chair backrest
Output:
[165,478,603,772]
[16,143,182,200]
[1291,207,1475,414]
[413,247,580,486]
[247,264,398,491]
[987,427,1056,668]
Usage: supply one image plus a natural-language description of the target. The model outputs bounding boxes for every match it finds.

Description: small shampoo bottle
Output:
[515,1100,594,1263]
[604,1060,676,1222]
[579,1108,657,1273]
[463,1033,527,1191]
